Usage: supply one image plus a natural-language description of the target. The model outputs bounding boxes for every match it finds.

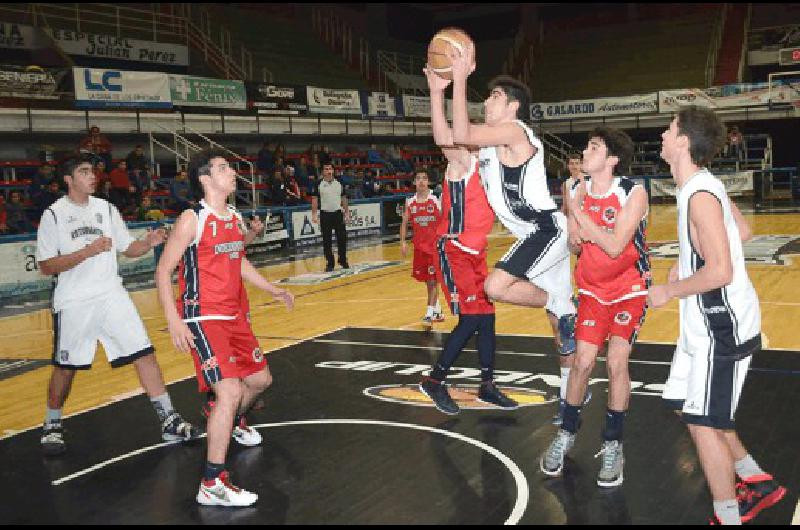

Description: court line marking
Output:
[792,497,800,525]
[50,418,529,525]
[0,326,345,441]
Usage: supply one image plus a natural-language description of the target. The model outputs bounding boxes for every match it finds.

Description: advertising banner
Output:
[401,95,484,120]
[306,86,362,115]
[47,29,189,66]
[650,171,754,198]
[291,202,382,245]
[247,82,308,115]
[170,75,247,110]
[0,22,50,50]
[531,93,658,121]
[0,65,67,99]
[362,91,400,119]
[247,212,289,252]
[73,67,171,108]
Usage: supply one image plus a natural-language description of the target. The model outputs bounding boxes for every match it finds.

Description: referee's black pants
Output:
[320,210,348,268]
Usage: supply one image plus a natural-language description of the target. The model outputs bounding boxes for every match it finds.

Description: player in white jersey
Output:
[444,42,578,367]
[36,155,199,456]
[649,106,785,524]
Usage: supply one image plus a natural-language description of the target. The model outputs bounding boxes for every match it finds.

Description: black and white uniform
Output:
[478,120,574,318]
[662,169,761,429]
[36,196,153,370]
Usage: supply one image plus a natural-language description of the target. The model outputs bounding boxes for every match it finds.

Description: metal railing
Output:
[706,4,727,87]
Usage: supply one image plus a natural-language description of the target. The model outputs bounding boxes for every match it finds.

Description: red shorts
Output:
[575,294,647,348]
[436,239,494,315]
[412,247,438,282]
[186,315,267,393]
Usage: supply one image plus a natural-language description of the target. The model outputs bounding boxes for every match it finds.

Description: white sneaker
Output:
[197,471,258,507]
[232,417,262,447]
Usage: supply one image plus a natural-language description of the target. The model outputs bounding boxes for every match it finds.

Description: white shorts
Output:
[662,340,755,429]
[496,212,574,318]
[52,289,153,370]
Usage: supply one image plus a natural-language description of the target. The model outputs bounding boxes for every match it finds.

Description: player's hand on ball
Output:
[423,65,451,92]
[647,284,672,308]
[168,317,196,353]
[448,40,475,80]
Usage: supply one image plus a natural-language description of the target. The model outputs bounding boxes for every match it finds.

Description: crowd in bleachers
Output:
[0,128,448,236]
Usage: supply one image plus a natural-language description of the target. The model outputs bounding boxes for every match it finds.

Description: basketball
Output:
[427,27,474,80]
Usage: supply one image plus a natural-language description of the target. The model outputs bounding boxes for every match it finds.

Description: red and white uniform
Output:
[178,200,266,392]
[571,177,650,346]
[436,157,495,315]
[406,192,442,282]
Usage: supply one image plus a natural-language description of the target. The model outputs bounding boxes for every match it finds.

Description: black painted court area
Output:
[3,327,799,524]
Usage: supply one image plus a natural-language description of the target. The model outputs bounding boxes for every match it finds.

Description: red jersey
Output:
[436,158,495,254]
[572,176,650,303]
[406,192,442,254]
[178,200,248,320]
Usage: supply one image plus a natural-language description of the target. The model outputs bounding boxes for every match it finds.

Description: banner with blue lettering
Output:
[530,93,657,121]
[73,67,172,109]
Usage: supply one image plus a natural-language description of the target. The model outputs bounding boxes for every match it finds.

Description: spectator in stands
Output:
[79,126,112,169]
[96,180,113,203]
[294,156,311,190]
[136,195,165,222]
[285,171,302,206]
[362,169,379,199]
[726,125,746,160]
[268,168,287,206]
[126,145,148,173]
[310,153,322,180]
[367,144,388,166]
[94,159,110,189]
[35,180,62,217]
[273,143,286,161]
[257,141,274,175]
[130,162,152,196]
[274,156,285,177]
[5,190,34,234]
[319,145,332,166]
[170,168,194,212]
[109,160,135,214]
[30,164,56,200]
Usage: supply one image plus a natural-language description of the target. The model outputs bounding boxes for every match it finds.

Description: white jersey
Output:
[677,169,760,358]
[478,120,558,238]
[36,196,135,312]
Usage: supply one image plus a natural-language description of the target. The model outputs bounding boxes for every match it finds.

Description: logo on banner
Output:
[531,104,544,121]
[259,85,294,98]
[84,70,121,92]
[648,235,800,265]
[300,216,316,236]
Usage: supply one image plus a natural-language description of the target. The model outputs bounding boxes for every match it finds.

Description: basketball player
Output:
[156,148,295,507]
[37,154,200,457]
[446,42,578,362]
[400,169,445,326]
[650,106,785,524]
[418,66,517,415]
[552,152,590,425]
[540,127,649,488]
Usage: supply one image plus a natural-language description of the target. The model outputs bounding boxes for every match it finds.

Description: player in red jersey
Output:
[156,148,294,507]
[400,169,444,326]
[417,64,518,415]
[540,127,649,488]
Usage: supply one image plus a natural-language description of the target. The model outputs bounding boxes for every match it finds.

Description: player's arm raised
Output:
[573,186,648,259]
[241,257,294,309]
[155,209,197,353]
[648,192,733,308]
[424,66,454,147]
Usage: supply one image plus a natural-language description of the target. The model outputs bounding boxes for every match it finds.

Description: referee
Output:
[311,162,350,272]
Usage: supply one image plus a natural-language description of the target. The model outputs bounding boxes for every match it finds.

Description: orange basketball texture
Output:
[427,28,474,80]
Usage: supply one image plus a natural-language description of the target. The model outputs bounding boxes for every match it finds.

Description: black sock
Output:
[430,315,481,381]
[475,313,496,383]
[562,403,582,434]
[602,409,626,441]
[203,462,225,481]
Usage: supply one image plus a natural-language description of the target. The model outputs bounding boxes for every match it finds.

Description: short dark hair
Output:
[567,152,582,162]
[60,153,96,186]
[322,162,334,170]
[588,127,634,174]
[188,148,229,200]
[415,169,429,179]
[488,75,531,122]
[677,106,727,167]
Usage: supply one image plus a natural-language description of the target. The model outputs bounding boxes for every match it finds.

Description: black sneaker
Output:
[419,378,460,415]
[477,382,519,409]
[324,265,335,272]
[737,474,787,523]
[162,412,202,442]
[41,422,66,456]
[339,261,350,269]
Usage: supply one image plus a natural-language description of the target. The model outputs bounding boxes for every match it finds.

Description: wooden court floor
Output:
[1,203,800,436]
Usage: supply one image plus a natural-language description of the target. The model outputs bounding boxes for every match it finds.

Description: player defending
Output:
[37,154,200,456]
[650,106,785,524]
[400,169,445,326]
[445,42,578,364]
[540,127,649,488]
[418,65,518,414]
[156,148,295,507]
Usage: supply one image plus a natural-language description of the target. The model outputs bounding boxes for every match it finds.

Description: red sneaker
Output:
[737,473,787,523]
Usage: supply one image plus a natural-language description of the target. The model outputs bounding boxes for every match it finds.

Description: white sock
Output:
[425,306,435,318]
[735,454,765,480]
[45,407,62,426]
[560,367,570,400]
[713,500,741,525]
